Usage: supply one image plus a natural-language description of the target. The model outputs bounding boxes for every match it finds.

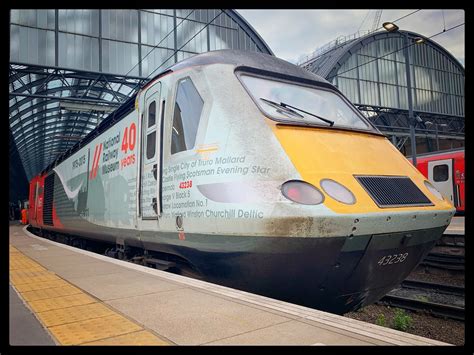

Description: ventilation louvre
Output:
[355,175,433,208]
[43,173,54,225]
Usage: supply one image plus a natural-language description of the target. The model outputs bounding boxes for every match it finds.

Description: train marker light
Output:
[320,179,356,205]
[281,180,324,205]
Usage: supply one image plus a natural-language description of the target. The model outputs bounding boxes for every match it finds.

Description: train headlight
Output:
[320,179,356,205]
[281,180,324,205]
[424,180,443,200]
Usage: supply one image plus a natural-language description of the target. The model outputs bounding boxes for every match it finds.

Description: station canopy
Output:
[299,29,464,154]
[9,9,272,202]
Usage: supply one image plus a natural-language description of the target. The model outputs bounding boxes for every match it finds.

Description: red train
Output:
[410,148,465,215]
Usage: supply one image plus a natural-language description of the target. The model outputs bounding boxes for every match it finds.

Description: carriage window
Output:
[433,164,449,182]
[171,77,204,154]
[146,101,156,160]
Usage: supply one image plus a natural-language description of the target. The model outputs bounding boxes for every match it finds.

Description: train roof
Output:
[166,49,331,85]
[39,50,332,177]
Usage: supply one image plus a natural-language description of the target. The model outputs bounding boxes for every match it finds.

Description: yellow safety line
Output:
[9,244,171,346]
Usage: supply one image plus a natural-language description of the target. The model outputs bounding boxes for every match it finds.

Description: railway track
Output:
[377,279,465,321]
[436,234,464,248]
[376,237,465,321]
[401,279,464,296]
[420,252,465,271]
[378,294,464,321]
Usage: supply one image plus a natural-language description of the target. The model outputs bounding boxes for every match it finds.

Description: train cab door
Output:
[139,83,162,220]
[428,159,454,205]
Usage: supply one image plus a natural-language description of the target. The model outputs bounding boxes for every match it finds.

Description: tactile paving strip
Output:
[83,330,170,345]
[48,314,143,345]
[10,244,171,346]
[10,259,46,271]
[21,285,84,302]
[28,293,97,313]
[10,270,61,285]
[36,303,117,327]
[14,279,72,293]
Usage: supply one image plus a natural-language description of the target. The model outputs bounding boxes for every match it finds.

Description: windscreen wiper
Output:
[259,98,304,119]
[260,97,335,126]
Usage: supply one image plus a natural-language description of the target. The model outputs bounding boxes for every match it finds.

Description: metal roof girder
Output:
[16,116,95,140]
[18,139,85,166]
[10,100,105,131]
[9,89,124,113]
[14,118,95,148]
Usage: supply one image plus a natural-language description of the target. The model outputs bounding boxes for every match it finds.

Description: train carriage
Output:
[28,50,455,314]
[410,149,464,215]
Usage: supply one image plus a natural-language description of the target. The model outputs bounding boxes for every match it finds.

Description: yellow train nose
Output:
[271,124,454,214]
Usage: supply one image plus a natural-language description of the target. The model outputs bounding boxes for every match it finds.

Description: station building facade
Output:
[9,9,273,202]
[299,30,464,156]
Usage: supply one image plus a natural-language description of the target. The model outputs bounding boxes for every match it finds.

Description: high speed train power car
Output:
[28,50,455,314]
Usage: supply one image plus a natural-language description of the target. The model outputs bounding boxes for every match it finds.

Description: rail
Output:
[437,234,465,247]
[420,252,465,271]
[401,279,464,297]
[378,294,464,321]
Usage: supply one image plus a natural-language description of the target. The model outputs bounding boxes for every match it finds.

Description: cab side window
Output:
[171,77,204,154]
[146,101,156,160]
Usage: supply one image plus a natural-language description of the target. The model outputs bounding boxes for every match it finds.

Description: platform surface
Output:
[9,225,450,346]
[444,216,464,235]
[9,284,56,345]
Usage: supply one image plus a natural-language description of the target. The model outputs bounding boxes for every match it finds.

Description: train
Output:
[27,49,455,314]
[409,149,464,215]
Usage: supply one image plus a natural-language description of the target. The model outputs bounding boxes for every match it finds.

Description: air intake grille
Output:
[43,173,54,226]
[355,175,433,208]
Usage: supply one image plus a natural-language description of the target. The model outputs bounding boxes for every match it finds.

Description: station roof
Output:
[302,29,464,81]
[9,9,273,193]
[9,63,146,182]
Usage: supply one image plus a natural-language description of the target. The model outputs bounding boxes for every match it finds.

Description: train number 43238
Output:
[377,253,408,266]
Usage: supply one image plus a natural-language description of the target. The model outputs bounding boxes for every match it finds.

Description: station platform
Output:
[444,216,464,235]
[9,224,450,346]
